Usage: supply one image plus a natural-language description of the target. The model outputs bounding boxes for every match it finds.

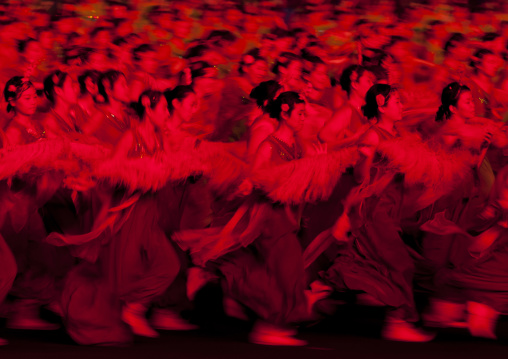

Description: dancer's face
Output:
[451,90,475,120]
[245,60,268,86]
[150,97,169,127]
[139,51,158,75]
[111,76,130,103]
[285,102,306,132]
[381,91,403,122]
[12,86,38,116]
[58,76,79,104]
[478,54,502,77]
[281,60,303,81]
[173,93,198,123]
[355,71,375,98]
[308,63,330,91]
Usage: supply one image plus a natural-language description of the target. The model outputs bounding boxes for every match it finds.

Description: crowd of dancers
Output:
[2,0,508,347]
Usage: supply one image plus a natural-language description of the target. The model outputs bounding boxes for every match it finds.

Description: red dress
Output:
[59,128,180,345]
[211,135,309,324]
[321,126,420,321]
[0,127,17,311]
[1,120,68,304]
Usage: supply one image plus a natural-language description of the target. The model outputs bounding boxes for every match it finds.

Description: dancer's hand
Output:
[64,175,95,192]
[235,178,253,196]
[312,142,327,155]
[331,213,350,242]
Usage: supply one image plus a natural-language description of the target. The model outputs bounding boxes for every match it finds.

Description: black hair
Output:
[302,54,326,75]
[34,26,53,38]
[482,32,501,43]
[250,80,282,111]
[470,48,494,69]
[268,91,304,121]
[183,44,210,60]
[135,89,165,119]
[105,0,131,9]
[272,52,301,75]
[189,61,214,79]
[63,46,93,66]
[90,26,110,40]
[113,36,128,47]
[239,48,266,74]
[206,30,237,46]
[164,85,195,114]
[17,38,37,54]
[271,27,292,39]
[435,82,471,122]
[444,33,467,55]
[340,65,369,95]
[43,70,69,104]
[78,70,101,95]
[132,44,155,62]
[291,27,308,37]
[4,76,35,113]
[362,84,397,120]
[98,70,125,103]
[384,35,409,52]
[66,32,81,45]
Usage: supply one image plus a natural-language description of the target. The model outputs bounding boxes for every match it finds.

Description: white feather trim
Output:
[252,147,359,204]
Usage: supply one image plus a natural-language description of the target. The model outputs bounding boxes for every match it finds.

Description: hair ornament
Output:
[244,54,255,65]
[52,73,59,84]
[141,95,151,108]
[278,56,288,64]
[8,84,16,92]
[281,103,289,112]
[350,70,358,83]
[376,94,385,107]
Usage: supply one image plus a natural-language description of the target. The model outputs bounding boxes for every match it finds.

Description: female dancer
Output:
[272,52,305,92]
[420,83,507,331]
[83,70,137,147]
[42,70,82,139]
[3,77,44,147]
[468,49,508,173]
[1,76,60,331]
[320,84,435,342]
[211,48,268,142]
[58,91,180,344]
[319,65,375,147]
[424,165,508,339]
[247,80,282,161]
[184,92,311,346]
[468,49,506,121]
[77,70,102,119]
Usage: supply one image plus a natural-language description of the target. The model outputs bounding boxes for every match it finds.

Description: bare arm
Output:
[353,128,379,184]
[248,121,275,162]
[82,110,105,136]
[110,130,134,162]
[252,140,274,171]
[3,126,22,148]
[318,106,352,145]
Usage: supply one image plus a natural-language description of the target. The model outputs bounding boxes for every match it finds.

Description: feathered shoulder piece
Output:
[376,133,473,193]
[94,148,207,193]
[0,139,77,180]
[194,140,248,193]
[93,132,248,193]
[69,141,111,166]
[251,147,359,204]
